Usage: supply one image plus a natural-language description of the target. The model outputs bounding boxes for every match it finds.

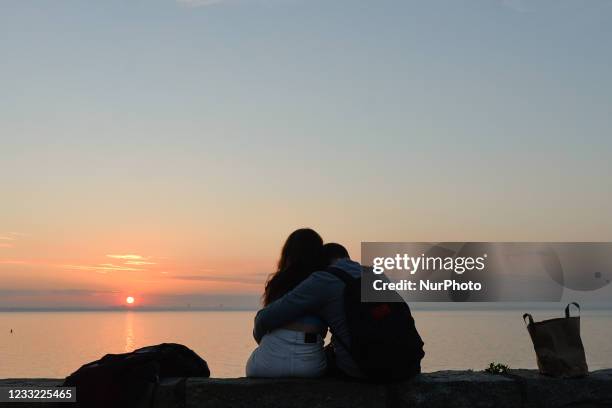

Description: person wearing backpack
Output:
[254,243,425,382]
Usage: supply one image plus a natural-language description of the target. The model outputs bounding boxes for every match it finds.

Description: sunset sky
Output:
[1,0,611,309]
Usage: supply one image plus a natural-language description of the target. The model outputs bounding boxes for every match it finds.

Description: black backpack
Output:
[325,266,425,382]
[63,343,210,408]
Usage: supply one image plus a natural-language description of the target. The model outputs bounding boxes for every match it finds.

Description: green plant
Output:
[485,362,509,374]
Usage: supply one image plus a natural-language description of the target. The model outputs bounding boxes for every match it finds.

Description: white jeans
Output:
[246,329,327,378]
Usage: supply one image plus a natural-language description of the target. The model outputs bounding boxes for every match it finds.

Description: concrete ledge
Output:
[2,370,612,408]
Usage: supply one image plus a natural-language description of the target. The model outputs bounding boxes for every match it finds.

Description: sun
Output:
[126,296,135,305]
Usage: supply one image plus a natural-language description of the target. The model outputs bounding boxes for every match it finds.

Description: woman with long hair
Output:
[246,228,328,377]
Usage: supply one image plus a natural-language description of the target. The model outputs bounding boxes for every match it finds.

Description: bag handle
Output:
[522,313,534,326]
[565,302,580,318]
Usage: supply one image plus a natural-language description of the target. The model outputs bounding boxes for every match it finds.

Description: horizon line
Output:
[2,303,612,312]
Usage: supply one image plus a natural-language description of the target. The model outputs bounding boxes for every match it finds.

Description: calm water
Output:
[1,310,611,378]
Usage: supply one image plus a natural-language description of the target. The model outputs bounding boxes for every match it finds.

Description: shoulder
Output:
[311,270,346,284]
[332,259,363,277]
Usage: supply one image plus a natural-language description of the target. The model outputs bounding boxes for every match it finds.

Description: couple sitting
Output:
[246,228,424,381]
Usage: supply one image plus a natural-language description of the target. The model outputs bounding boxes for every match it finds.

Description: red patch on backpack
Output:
[371,304,392,320]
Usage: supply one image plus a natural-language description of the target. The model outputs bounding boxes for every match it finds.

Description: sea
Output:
[1,309,611,378]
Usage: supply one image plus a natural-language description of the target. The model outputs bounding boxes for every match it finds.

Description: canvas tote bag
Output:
[523,302,588,378]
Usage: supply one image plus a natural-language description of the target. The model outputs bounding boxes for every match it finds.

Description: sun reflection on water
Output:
[125,311,135,352]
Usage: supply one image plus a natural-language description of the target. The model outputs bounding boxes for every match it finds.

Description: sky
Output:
[1,0,611,309]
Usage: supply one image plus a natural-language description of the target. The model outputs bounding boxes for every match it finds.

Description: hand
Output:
[253,310,264,344]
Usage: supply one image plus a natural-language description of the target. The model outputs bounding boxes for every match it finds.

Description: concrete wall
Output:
[2,369,611,408]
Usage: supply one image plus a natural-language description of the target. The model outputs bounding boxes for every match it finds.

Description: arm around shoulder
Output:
[253,272,333,342]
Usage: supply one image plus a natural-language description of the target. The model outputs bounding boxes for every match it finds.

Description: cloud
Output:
[1,232,28,238]
[0,259,30,265]
[63,263,144,273]
[103,254,156,268]
[125,260,156,265]
[170,273,265,285]
[0,259,145,273]
[0,289,119,296]
[0,232,24,248]
[1,253,155,274]
[106,254,144,260]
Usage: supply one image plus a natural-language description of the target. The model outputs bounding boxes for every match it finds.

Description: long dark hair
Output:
[263,228,324,306]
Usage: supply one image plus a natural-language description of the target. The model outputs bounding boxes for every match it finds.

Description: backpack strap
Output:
[324,266,355,285]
